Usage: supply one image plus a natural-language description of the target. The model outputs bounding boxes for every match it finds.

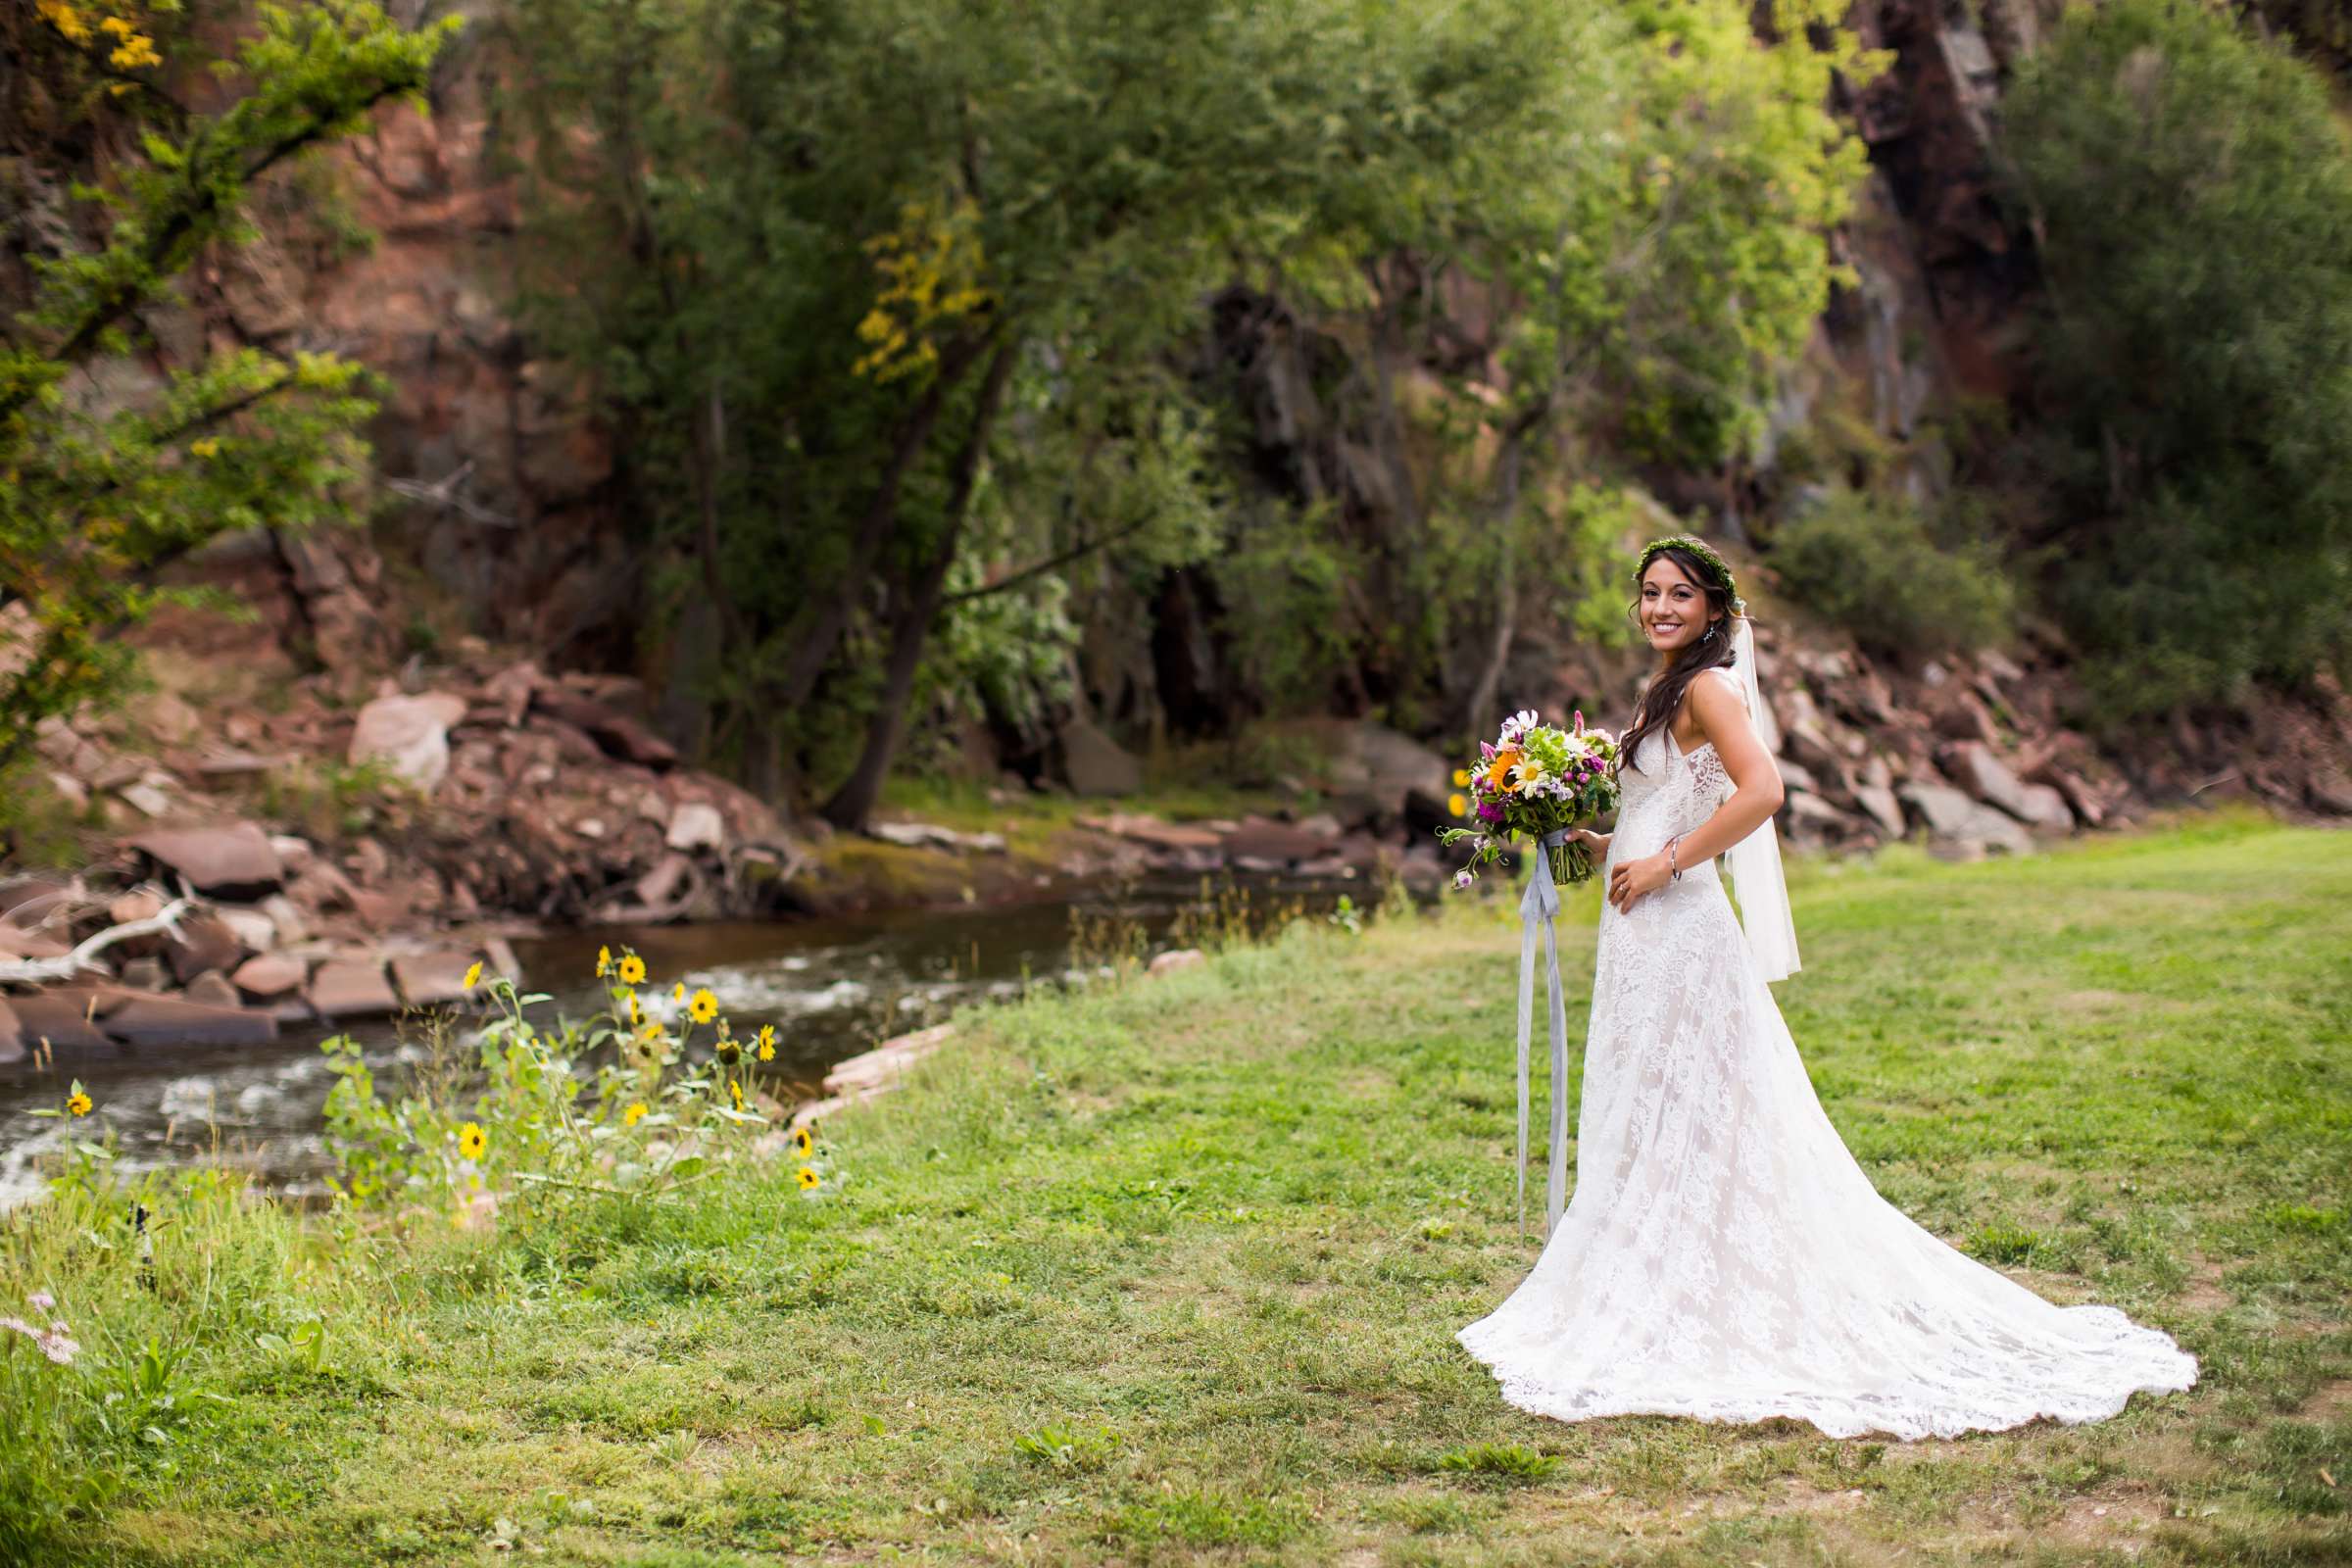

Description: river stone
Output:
[7,995,115,1054]
[0,1001,23,1066]
[348,692,467,794]
[215,906,278,954]
[166,912,246,985]
[391,951,478,1006]
[0,924,72,960]
[231,953,307,1000]
[181,971,243,1009]
[1149,949,1206,977]
[308,958,401,1019]
[105,995,279,1049]
[126,823,284,900]
[1220,815,1331,865]
[665,802,725,854]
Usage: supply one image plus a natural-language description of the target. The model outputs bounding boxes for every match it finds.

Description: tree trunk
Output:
[773,336,985,710]
[821,339,1017,832]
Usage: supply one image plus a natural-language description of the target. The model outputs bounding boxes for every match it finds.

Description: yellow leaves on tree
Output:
[852,196,995,384]
[35,1,163,73]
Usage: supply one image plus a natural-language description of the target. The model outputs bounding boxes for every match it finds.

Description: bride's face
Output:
[1639,559,1719,656]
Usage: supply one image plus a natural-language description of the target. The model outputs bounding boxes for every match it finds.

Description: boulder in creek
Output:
[1220,814,1334,865]
[104,994,278,1049]
[126,823,285,900]
[231,953,308,1001]
[390,951,482,1007]
[0,1001,22,1066]
[348,691,468,794]
[5,995,114,1054]
[1149,949,1206,977]
[307,958,402,1020]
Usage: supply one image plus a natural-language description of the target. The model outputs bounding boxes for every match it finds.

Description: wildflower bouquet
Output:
[1440,708,1621,890]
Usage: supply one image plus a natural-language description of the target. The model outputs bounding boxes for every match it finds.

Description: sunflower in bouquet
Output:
[1440,709,1621,890]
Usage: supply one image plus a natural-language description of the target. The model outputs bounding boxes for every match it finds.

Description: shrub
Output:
[1770,487,2016,659]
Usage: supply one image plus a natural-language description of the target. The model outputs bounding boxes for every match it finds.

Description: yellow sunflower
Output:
[66,1089,92,1117]
[463,960,483,992]
[791,1125,813,1156]
[616,955,647,986]
[796,1165,821,1191]
[622,1102,648,1127]
[457,1122,487,1160]
[1451,767,1471,788]
[672,981,686,1004]
[1447,792,1467,817]
[596,945,612,978]
[689,988,718,1025]
[728,1078,744,1110]
[758,1024,777,1062]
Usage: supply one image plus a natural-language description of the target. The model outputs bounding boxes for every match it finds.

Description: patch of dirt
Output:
[2176,1259,2233,1314]
[2304,1378,2352,1418]
[1763,1479,1871,1515]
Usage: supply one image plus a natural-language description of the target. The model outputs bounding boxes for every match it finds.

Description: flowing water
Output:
[0,871,1369,1206]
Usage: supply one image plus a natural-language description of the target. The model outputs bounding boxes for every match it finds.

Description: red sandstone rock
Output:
[307,959,401,1020]
[231,953,308,1001]
[105,995,278,1049]
[390,951,479,1006]
[125,824,284,900]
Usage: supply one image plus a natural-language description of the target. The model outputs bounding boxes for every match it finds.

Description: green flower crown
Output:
[1636,534,1746,615]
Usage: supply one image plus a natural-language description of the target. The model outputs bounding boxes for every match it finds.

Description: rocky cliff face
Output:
[21,0,2352,868]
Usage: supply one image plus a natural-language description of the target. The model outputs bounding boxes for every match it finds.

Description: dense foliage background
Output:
[4,0,2349,821]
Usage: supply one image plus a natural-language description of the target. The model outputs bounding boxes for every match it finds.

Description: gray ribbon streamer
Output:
[1516,828,1572,1239]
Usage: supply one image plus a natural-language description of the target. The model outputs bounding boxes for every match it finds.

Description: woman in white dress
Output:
[1454,536,2199,1442]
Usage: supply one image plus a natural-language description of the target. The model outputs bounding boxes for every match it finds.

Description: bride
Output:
[1454,535,2200,1442]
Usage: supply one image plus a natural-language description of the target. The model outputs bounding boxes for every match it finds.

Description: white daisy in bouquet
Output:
[1440,708,1622,890]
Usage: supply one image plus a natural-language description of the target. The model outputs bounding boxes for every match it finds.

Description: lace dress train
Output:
[1455,679,2198,1441]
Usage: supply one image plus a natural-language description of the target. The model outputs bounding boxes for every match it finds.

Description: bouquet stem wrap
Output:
[1517,827,1574,1238]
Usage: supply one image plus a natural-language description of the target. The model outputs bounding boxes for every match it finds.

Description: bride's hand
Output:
[1607,853,1669,914]
[1570,827,1610,855]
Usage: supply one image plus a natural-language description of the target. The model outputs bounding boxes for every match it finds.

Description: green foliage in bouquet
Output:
[1439,710,1621,892]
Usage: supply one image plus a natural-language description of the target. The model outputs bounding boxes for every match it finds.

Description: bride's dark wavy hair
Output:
[1616,543,1741,777]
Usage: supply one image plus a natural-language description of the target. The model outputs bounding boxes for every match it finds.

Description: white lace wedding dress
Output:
[1456,671,2199,1440]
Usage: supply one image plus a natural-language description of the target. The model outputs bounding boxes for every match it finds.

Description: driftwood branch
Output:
[0,898,193,986]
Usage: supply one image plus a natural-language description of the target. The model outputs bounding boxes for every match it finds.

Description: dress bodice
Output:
[1608,675,1740,883]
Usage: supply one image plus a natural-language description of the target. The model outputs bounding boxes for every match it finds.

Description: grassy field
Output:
[6,810,2348,1566]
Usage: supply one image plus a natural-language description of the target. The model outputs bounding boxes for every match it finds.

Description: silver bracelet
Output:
[1667,834,1684,882]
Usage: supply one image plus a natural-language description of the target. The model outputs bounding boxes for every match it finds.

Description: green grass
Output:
[6,811,2348,1565]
